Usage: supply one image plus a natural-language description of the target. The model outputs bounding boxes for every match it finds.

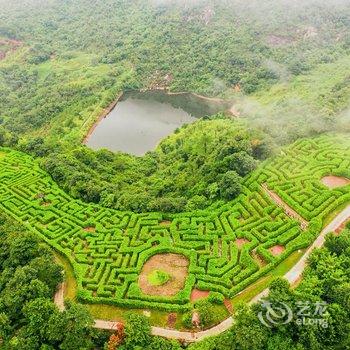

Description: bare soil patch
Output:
[40,201,51,207]
[0,39,22,61]
[54,282,65,312]
[224,299,233,314]
[190,289,210,302]
[139,253,189,297]
[160,220,171,226]
[269,245,285,256]
[84,226,96,232]
[321,176,350,189]
[235,238,249,249]
[334,220,349,236]
[229,105,240,117]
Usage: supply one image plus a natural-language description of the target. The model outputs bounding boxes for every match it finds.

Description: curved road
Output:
[54,204,350,342]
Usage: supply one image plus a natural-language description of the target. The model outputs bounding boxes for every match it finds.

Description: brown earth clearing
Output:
[139,253,189,297]
[321,175,350,189]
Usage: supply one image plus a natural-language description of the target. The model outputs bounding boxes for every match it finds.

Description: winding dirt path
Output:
[262,183,309,230]
[53,282,65,312]
[54,203,350,342]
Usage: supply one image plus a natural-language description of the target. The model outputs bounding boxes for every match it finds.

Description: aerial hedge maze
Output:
[0,135,349,312]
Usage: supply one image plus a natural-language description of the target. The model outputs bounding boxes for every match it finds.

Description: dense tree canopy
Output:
[0,213,108,349]
[0,0,350,349]
[0,0,349,210]
[39,116,268,212]
[0,0,349,141]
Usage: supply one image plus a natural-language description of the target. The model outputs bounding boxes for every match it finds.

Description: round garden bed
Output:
[138,253,189,297]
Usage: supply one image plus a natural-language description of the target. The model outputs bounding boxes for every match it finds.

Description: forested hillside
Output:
[2,0,349,95]
[1,1,350,349]
[0,212,108,349]
[1,0,349,212]
[42,116,269,212]
[0,0,349,141]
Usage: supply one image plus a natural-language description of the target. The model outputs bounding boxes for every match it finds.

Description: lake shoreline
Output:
[83,89,237,150]
[82,92,124,144]
[139,88,238,116]
[139,87,229,104]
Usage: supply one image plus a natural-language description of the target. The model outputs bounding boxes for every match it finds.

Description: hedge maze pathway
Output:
[0,135,349,312]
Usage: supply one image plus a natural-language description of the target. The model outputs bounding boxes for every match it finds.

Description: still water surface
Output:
[86,91,230,156]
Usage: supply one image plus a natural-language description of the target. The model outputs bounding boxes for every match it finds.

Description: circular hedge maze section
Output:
[0,135,349,312]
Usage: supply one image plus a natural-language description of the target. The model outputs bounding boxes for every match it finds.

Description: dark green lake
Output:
[86,90,231,156]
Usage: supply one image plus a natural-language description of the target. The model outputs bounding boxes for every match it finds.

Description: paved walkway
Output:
[54,204,350,342]
[251,204,350,304]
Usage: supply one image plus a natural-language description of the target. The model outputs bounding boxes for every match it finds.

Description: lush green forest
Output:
[1,0,349,140]
[0,213,109,349]
[0,0,350,349]
[42,116,270,212]
[1,0,350,211]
